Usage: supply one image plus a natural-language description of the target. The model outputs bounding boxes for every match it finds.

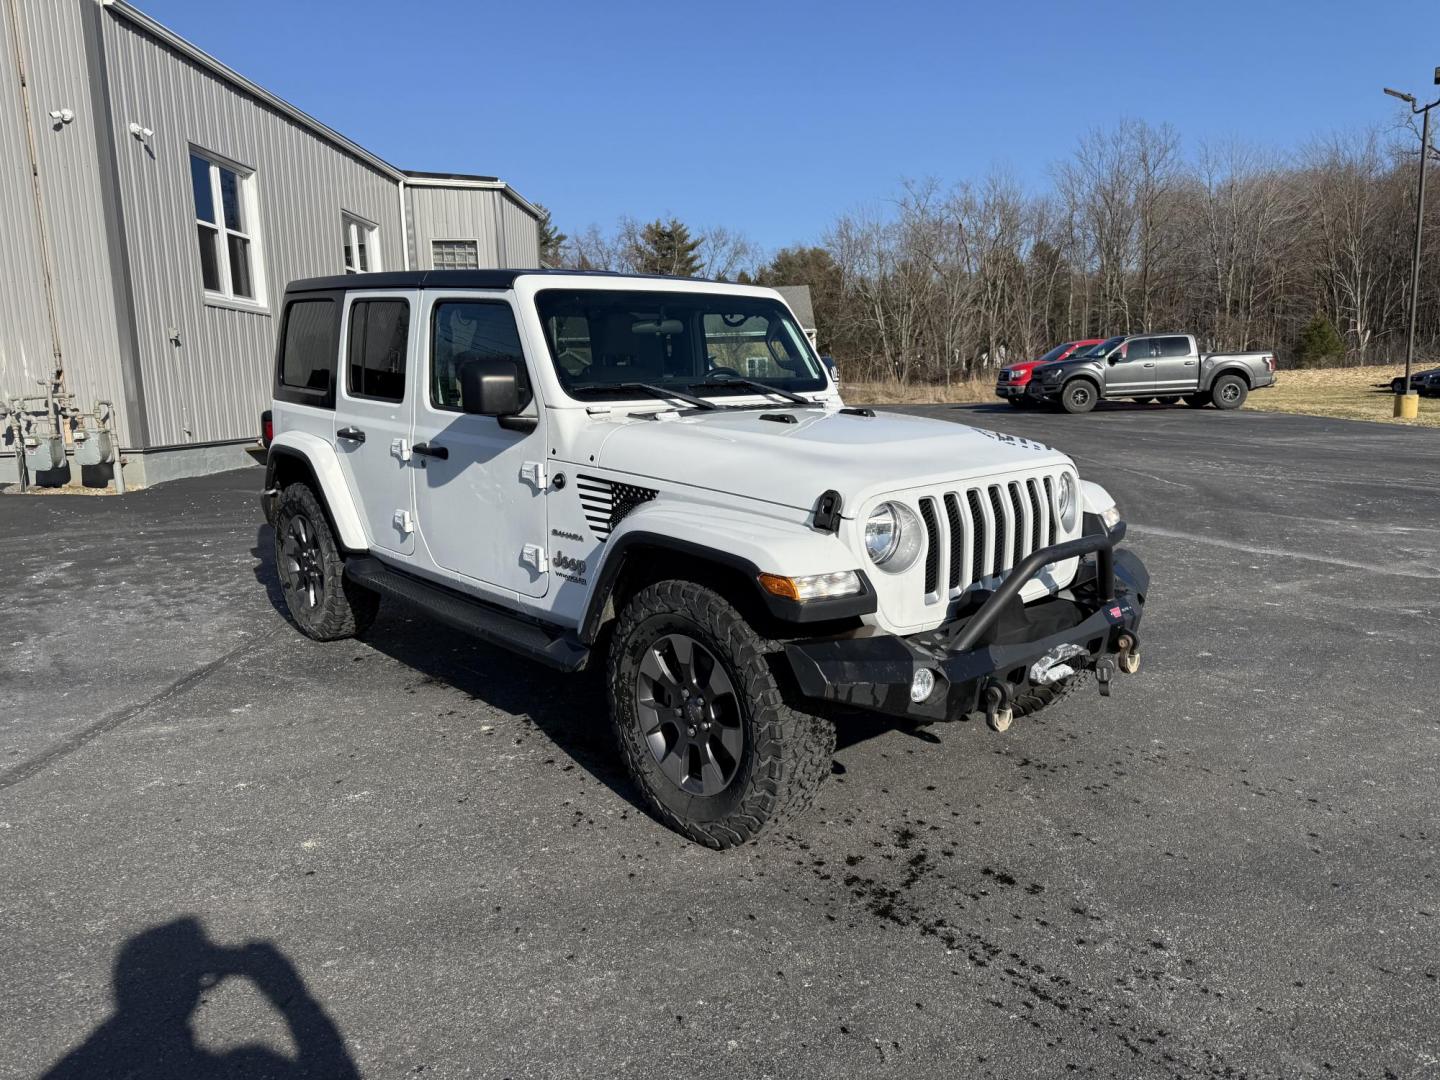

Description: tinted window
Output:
[431,301,527,411]
[347,299,410,402]
[278,299,338,397]
[1123,338,1155,360]
[1157,336,1191,357]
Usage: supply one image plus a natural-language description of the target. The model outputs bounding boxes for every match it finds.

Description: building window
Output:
[190,149,263,303]
[342,213,380,274]
[432,239,480,270]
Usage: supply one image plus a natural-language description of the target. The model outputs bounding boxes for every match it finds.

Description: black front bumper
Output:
[784,526,1148,722]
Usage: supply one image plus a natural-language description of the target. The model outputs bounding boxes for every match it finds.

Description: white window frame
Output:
[342,211,381,274]
[190,146,266,308]
[431,238,481,270]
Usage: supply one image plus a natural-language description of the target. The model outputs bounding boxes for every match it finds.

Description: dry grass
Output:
[843,376,994,406]
[1245,364,1440,428]
[845,363,1440,428]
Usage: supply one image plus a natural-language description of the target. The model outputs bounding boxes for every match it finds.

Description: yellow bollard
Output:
[1395,392,1420,419]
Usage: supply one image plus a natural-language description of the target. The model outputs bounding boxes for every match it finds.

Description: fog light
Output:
[910,667,936,703]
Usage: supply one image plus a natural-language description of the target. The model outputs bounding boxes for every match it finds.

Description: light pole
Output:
[1385,73,1440,419]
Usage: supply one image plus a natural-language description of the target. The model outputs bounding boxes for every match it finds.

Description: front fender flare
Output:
[266,431,367,551]
[578,502,875,643]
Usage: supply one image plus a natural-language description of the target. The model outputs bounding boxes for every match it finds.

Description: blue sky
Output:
[141,0,1440,254]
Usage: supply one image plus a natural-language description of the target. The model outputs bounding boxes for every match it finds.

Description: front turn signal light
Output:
[758,570,863,602]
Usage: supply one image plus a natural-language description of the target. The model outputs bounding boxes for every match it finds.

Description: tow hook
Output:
[1116,633,1141,675]
[982,682,1013,733]
[1095,658,1116,697]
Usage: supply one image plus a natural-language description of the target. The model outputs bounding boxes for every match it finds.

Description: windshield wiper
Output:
[688,375,815,406]
[568,383,717,410]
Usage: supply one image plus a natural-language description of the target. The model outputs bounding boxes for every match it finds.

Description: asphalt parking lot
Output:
[3,402,1438,1079]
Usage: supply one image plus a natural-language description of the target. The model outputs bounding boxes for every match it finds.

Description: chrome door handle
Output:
[1142,363,1155,368]
[1184,360,1197,366]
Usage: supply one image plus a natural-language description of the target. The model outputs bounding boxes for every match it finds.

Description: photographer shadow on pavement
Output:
[39,916,359,1080]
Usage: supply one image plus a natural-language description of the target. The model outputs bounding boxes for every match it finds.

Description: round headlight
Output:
[1057,473,1078,532]
[864,501,923,573]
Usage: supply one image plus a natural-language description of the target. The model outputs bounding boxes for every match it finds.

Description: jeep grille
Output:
[915,473,1063,600]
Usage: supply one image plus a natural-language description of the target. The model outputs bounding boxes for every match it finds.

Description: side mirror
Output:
[459,356,526,417]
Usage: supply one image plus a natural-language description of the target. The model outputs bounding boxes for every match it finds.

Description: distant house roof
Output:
[773,285,815,330]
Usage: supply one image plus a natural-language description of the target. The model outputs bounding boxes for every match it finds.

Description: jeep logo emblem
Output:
[554,551,587,574]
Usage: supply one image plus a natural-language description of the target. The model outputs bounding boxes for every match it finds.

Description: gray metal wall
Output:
[98,5,406,447]
[408,185,539,270]
[0,0,129,441]
[500,196,541,267]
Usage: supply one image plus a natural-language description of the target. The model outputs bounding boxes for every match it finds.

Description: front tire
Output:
[1183,394,1209,409]
[609,580,834,848]
[273,484,378,641]
[1061,380,1098,414]
[1210,373,1248,410]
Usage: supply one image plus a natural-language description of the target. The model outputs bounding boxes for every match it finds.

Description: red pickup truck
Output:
[994,339,1105,406]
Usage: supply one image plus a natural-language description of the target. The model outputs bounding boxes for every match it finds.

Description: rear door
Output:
[334,290,419,557]
[409,292,549,598]
[1152,335,1198,393]
[1106,337,1157,397]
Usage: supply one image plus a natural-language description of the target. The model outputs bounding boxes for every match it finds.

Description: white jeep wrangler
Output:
[260,270,1148,847]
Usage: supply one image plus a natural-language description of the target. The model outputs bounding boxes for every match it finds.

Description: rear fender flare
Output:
[265,431,367,551]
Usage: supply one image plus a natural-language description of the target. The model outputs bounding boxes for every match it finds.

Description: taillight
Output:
[1266,355,1276,372]
[261,410,273,448]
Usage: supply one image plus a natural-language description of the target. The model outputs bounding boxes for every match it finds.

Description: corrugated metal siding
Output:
[1,0,128,440]
[99,8,405,446]
[0,0,53,411]
[501,196,540,267]
[407,186,502,269]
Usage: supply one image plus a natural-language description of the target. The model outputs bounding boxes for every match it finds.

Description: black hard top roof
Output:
[285,268,731,294]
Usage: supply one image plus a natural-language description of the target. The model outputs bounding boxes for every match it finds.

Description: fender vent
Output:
[576,475,657,541]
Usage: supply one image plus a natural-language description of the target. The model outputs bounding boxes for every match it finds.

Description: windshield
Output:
[1069,335,1125,361]
[1036,342,1074,364]
[535,289,827,401]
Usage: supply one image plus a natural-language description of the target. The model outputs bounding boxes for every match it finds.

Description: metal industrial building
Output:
[1,0,541,487]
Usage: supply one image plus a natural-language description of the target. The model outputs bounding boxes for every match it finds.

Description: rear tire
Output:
[609,580,834,848]
[1392,377,1406,394]
[273,484,378,641]
[1060,380,1098,414]
[1210,373,1248,410]
[1182,394,1209,409]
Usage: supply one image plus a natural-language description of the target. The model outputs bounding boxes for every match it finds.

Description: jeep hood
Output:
[582,407,1071,513]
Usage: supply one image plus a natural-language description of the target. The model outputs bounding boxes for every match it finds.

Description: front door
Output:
[333,290,418,557]
[410,293,549,598]
[1106,337,1157,397]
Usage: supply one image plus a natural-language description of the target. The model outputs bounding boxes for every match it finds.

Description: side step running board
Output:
[344,557,589,672]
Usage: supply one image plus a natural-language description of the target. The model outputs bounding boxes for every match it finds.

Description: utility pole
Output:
[1385,72,1440,420]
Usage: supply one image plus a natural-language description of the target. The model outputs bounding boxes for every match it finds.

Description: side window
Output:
[1157,336,1191,357]
[431,301,528,411]
[1124,339,1154,360]
[347,299,410,402]
[278,298,338,403]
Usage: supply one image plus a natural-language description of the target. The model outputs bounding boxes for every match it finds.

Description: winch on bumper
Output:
[782,525,1147,725]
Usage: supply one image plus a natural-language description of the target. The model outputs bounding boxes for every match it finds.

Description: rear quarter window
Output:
[275,295,341,408]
